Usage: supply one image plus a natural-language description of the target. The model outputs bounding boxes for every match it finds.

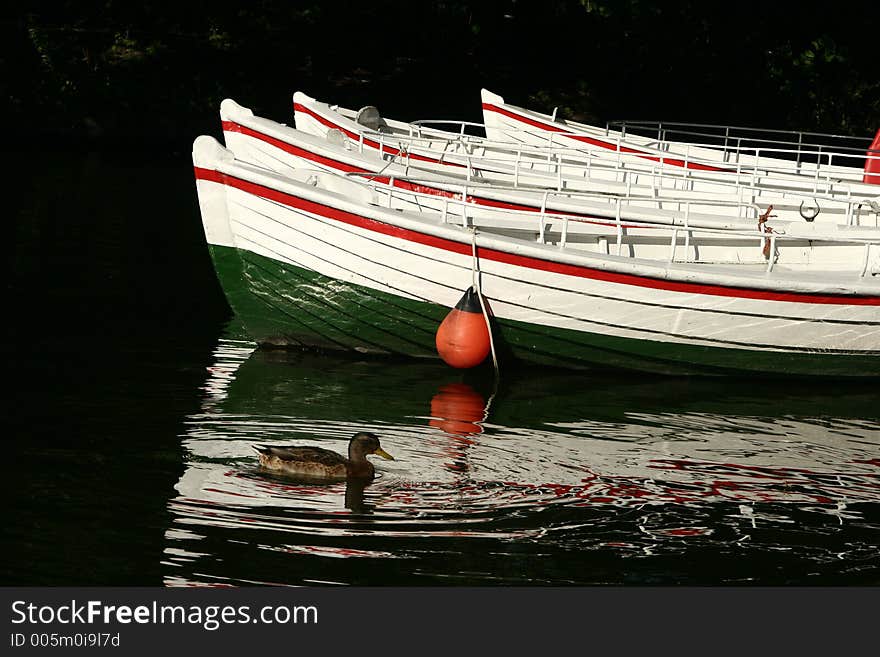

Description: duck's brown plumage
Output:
[254,432,394,480]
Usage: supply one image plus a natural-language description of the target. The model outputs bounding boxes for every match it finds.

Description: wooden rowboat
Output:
[193,134,880,376]
[291,91,880,227]
[480,89,880,187]
[221,98,880,269]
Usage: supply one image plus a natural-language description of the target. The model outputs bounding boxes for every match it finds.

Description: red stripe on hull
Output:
[223,120,646,229]
[195,166,880,306]
[293,103,464,168]
[482,103,727,173]
[223,120,364,174]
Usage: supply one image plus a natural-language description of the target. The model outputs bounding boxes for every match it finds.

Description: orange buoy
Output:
[429,382,486,436]
[435,287,491,368]
[864,128,880,185]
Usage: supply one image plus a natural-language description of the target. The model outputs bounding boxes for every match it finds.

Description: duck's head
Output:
[348,432,395,462]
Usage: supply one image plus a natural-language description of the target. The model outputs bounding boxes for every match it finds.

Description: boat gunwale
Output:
[221,105,880,240]
[193,142,880,304]
[291,92,880,206]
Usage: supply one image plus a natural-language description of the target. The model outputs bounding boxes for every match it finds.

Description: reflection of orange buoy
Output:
[430,383,486,436]
[436,287,490,368]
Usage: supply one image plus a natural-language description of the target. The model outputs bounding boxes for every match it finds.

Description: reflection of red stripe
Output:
[482,103,727,172]
[293,103,463,168]
[195,166,880,306]
[222,119,644,229]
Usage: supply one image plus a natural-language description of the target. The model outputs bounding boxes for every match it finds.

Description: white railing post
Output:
[556,153,563,191]
[683,202,691,262]
[795,131,803,168]
[766,234,777,272]
[461,185,468,228]
[811,147,822,194]
[615,198,623,255]
[539,190,549,244]
[825,153,833,195]
[752,149,759,188]
[514,150,521,187]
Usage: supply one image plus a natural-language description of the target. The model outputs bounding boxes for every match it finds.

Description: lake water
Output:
[5,149,879,586]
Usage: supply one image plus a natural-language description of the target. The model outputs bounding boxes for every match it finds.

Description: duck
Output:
[253,432,394,480]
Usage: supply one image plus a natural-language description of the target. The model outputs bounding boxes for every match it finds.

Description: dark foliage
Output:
[4,0,879,148]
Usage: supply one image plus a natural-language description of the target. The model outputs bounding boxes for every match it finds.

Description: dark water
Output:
[5,149,880,586]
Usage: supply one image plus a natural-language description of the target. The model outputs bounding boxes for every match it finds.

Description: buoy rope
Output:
[471,228,499,377]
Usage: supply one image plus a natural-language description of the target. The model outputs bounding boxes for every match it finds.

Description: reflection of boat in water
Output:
[164,331,880,585]
[175,336,880,507]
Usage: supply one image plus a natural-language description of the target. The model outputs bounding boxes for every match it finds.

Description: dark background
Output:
[5,0,880,151]
[4,1,880,587]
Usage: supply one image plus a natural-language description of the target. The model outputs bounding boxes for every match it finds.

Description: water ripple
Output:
[164,338,880,586]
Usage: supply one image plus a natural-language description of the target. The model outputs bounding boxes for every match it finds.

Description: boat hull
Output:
[193,137,880,377]
[480,89,873,187]
[208,244,880,377]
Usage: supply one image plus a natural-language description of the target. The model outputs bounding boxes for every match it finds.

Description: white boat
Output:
[480,89,880,187]
[193,134,880,376]
[291,91,880,227]
[221,97,880,267]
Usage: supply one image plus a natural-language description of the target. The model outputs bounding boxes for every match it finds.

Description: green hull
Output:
[209,244,880,377]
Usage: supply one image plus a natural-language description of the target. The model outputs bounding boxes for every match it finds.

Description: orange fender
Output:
[435,287,490,369]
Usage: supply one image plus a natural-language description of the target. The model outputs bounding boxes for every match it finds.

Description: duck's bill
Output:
[374,447,395,461]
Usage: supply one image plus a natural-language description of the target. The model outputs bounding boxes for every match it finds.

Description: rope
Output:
[758,204,778,261]
[471,228,499,377]
[371,142,408,177]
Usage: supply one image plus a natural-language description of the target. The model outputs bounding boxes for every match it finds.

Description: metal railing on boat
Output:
[347,124,880,205]
[487,127,879,189]
[340,171,880,275]
[395,116,879,179]
[341,129,880,227]
[605,118,876,167]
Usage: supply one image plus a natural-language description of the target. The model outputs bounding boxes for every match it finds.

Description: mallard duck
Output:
[253,432,394,480]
